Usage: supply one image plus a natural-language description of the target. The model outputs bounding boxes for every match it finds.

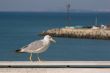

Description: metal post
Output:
[66,0,71,26]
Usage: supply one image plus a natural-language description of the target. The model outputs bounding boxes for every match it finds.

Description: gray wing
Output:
[21,40,44,52]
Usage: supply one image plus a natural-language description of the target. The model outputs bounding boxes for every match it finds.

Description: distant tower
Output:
[66,0,71,26]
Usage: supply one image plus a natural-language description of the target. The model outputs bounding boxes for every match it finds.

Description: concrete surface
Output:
[0,61,110,73]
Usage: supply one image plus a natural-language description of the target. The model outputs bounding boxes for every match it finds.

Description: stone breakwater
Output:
[40,28,110,40]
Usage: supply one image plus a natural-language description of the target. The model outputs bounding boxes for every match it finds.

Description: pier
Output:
[1,61,110,73]
[40,27,110,40]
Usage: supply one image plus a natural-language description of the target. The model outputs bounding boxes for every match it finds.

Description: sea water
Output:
[0,12,110,61]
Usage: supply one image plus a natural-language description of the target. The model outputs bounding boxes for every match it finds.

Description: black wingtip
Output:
[16,49,21,53]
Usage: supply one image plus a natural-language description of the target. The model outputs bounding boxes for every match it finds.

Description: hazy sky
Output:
[0,0,110,12]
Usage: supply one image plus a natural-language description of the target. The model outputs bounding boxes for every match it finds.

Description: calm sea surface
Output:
[0,12,110,61]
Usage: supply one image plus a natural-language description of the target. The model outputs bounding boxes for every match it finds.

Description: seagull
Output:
[16,35,56,61]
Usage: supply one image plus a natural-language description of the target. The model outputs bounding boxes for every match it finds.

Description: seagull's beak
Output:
[50,38,56,43]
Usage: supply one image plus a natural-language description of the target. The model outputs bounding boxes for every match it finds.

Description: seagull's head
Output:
[44,35,56,43]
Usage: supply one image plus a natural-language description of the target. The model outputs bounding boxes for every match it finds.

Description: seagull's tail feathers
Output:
[16,49,24,53]
[16,49,21,53]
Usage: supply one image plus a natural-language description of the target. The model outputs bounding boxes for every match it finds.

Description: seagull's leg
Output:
[37,53,41,61]
[29,53,33,61]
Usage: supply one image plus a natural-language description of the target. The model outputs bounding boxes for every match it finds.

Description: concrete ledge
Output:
[1,61,110,73]
[1,68,110,73]
[1,61,110,68]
